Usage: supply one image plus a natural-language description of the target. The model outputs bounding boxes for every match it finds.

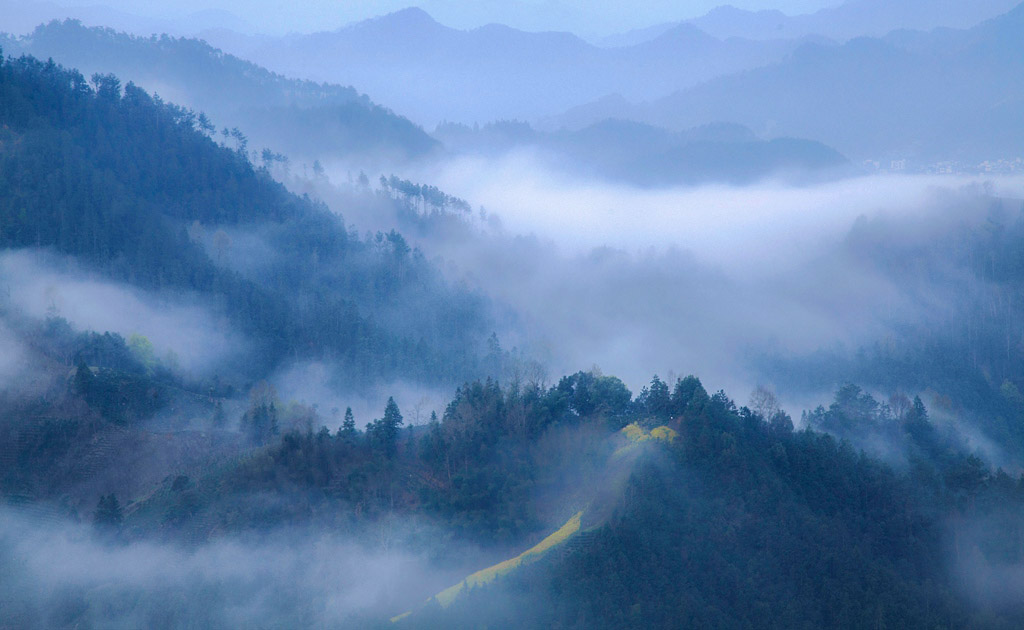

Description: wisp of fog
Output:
[0,250,245,376]
[387,153,1024,401]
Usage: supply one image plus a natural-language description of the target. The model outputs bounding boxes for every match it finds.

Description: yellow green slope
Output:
[391,422,675,623]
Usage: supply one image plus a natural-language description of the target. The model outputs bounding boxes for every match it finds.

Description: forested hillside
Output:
[401,377,1024,629]
[6,370,1024,627]
[0,51,491,386]
[1,20,438,163]
[4,3,1024,628]
[753,196,1024,463]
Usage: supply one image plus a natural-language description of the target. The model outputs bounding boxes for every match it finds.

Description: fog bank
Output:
[0,250,244,376]
[419,153,1022,271]
[384,158,1024,400]
[0,507,467,628]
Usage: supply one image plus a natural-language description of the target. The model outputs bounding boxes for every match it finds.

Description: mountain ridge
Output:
[551,1,1024,161]
[200,7,809,125]
[1,19,439,164]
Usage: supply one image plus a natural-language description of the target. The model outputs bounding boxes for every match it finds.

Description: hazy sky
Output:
[39,0,841,36]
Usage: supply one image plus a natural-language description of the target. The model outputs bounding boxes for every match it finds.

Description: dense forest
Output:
[6,367,1024,628]
[3,3,1024,627]
[0,50,492,388]
[0,20,439,163]
[754,197,1024,463]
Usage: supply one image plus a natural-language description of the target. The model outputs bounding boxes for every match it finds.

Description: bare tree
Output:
[889,392,911,421]
[750,385,782,421]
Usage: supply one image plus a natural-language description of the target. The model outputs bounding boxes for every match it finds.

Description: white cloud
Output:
[0,250,244,375]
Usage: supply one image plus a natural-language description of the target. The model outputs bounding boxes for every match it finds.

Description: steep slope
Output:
[1,19,438,163]
[410,380,1024,629]
[393,422,677,623]
[0,52,490,387]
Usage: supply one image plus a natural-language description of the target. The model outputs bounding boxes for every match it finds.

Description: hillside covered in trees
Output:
[1,20,439,164]
[4,3,1024,628]
[6,368,1024,628]
[0,49,491,388]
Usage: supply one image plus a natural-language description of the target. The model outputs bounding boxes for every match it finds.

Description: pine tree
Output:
[73,358,95,398]
[374,397,403,458]
[338,406,357,441]
[93,493,123,530]
[910,395,929,422]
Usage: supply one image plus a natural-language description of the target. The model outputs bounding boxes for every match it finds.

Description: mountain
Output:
[594,22,677,48]
[1,19,439,164]
[595,0,1019,50]
[557,3,1024,162]
[411,378,1023,629]
[10,366,1024,627]
[0,52,490,389]
[688,5,797,40]
[685,0,1021,41]
[201,7,808,126]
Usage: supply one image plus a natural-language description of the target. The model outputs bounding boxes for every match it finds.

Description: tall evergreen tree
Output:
[338,407,357,441]
[371,397,404,458]
[93,493,123,530]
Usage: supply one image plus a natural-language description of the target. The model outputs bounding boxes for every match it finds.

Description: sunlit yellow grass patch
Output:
[393,423,680,622]
[392,510,585,620]
[433,510,583,608]
[613,423,676,457]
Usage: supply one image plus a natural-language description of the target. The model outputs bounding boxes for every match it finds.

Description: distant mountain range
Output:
[6,1,1019,138]
[1,20,438,164]
[6,2,1019,166]
[601,0,1021,45]
[196,0,1024,130]
[555,3,1024,162]
[201,7,810,126]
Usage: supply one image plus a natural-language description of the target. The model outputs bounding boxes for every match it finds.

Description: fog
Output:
[420,152,1015,267]
[0,507,477,628]
[0,250,245,377]
[270,360,448,430]
[0,418,669,628]
[0,321,33,392]
[6,1,1024,624]
[362,154,1024,404]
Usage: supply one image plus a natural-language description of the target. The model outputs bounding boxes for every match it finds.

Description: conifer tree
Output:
[338,406,357,440]
[93,493,123,530]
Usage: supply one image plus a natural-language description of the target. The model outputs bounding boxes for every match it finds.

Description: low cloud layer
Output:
[270,360,448,430]
[387,155,1024,403]
[420,153,1021,270]
[0,250,244,376]
[0,507,468,628]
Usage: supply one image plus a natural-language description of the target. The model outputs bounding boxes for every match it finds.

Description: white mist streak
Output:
[0,250,244,375]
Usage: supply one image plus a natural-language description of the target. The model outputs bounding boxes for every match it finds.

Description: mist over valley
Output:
[3,1,1024,628]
